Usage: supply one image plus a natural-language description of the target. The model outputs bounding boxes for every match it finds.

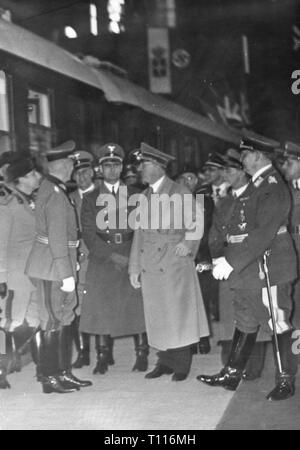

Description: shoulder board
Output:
[267,175,278,184]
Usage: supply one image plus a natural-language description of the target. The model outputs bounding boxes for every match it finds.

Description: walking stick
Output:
[262,251,283,375]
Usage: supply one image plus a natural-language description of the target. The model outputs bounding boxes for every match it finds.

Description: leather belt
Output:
[36,234,79,248]
[227,226,287,244]
[289,225,300,235]
[97,232,133,245]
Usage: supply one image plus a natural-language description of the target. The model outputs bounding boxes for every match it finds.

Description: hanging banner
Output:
[148,27,171,94]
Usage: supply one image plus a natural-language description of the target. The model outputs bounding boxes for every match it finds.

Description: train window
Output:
[28,89,51,128]
[0,70,10,132]
[90,3,98,36]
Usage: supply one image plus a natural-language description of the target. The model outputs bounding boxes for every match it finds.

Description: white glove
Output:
[129,273,141,289]
[212,257,234,280]
[60,276,75,293]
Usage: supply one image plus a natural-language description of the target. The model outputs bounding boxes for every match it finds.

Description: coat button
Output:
[158,248,161,251]
[142,269,146,273]
[159,268,164,272]
[140,249,144,253]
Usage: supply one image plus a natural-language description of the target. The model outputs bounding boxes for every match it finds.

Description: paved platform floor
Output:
[0,336,234,430]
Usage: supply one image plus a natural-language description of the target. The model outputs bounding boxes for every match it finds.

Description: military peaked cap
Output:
[131,142,175,168]
[98,143,124,164]
[203,152,224,169]
[280,141,300,160]
[46,140,76,162]
[239,136,278,154]
[70,150,94,170]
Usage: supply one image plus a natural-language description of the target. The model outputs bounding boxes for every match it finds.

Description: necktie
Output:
[112,186,116,196]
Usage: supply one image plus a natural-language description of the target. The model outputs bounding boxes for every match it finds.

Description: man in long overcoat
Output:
[79,143,148,375]
[129,143,209,381]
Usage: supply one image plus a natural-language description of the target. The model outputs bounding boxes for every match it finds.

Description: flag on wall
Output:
[148,27,172,94]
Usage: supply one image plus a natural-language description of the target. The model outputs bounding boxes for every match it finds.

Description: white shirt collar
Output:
[78,183,95,199]
[232,183,249,198]
[150,175,165,193]
[104,180,120,193]
[252,164,272,182]
[212,182,228,196]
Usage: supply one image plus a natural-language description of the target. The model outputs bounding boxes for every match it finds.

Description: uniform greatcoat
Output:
[79,181,146,337]
[0,187,38,329]
[288,184,300,332]
[25,176,78,329]
[129,176,209,351]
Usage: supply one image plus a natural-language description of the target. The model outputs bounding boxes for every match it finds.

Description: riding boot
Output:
[197,328,257,391]
[93,334,110,375]
[5,331,21,373]
[107,336,115,366]
[58,325,92,388]
[132,333,149,372]
[31,330,44,382]
[243,341,267,380]
[266,330,297,401]
[71,316,90,368]
[41,330,77,394]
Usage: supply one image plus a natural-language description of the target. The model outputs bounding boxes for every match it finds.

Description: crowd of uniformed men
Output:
[0,134,299,402]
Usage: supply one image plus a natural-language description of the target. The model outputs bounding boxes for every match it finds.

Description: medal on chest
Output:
[238,206,247,231]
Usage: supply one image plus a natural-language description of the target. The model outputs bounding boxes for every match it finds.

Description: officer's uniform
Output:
[80,143,147,375]
[25,141,92,394]
[198,137,298,401]
[208,154,269,379]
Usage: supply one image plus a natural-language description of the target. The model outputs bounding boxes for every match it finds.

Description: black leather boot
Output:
[31,329,44,382]
[242,341,267,381]
[107,336,115,366]
[41,330,77,394]
[266,330,296,401]
[72,316,90,369]
[93,335,110,374]
[0,355,10,389]
[5,331,21,373]
[197,328,257,391]
[132,333,149,372]
[59,325,92,388]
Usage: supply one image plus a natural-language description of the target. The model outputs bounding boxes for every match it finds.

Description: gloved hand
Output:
[60,276,75,293]
[212,257,234,280]
[0,283,7,299]
[110,253,129,270]
[129,273,141,289]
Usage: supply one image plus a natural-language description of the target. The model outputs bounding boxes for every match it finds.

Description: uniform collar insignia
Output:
[268,175,278,184]
[254,176,264,187]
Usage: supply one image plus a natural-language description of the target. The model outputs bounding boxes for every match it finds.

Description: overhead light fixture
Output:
[64,26,77,39]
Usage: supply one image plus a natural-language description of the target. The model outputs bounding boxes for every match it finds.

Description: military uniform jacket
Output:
[25,176,78,281]
[0,187,36,294]
[129,176,209,351]
[210,166,297,290]
[79,181,146,336]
